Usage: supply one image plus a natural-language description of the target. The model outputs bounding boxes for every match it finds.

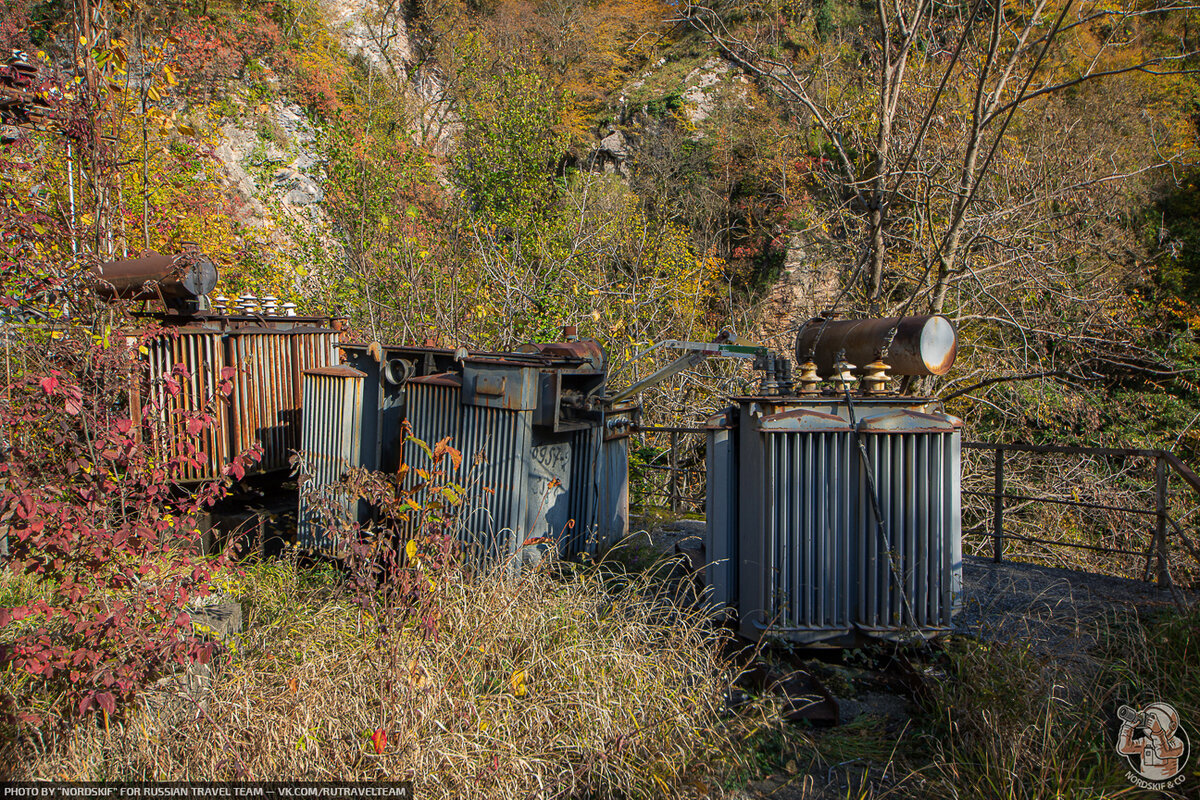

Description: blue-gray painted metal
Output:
[854,409,962,633]
[720,398,962,645]
[597,432,630,552]
[455,381,533,565]
[298,349,624,567]
[704,411,737,609]
[296,366,367,552]
[401,376,616,565]
[563,427,599,556]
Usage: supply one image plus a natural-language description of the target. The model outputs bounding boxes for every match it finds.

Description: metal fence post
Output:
[669,430,680,514]
[993,446,1004,563]
[1155,455,1170,587]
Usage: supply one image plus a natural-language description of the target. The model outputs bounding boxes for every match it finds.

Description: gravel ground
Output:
[633,519,1191,650]
[956,555,1190,656]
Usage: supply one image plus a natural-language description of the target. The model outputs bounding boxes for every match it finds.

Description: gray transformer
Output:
[297,340,631,566]
[706,396,963,645]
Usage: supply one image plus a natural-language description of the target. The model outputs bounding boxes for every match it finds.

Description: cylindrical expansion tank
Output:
[91,251,219,305]
[795,315,957,377]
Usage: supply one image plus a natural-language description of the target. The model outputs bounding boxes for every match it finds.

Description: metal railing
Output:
[628,427,1200,587]
[630,426,708,513]
[962,442,1200,588]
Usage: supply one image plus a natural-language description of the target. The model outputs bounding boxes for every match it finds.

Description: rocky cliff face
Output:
[206,0,454,256]
[214,101,324,226]
[202,0,836,332]
[594,53,835,349]
[756,232,842,354]
[207,94,340,301]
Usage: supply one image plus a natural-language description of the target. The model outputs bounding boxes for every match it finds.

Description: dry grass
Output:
[911,601,1200,799]
[9,541,1194,799]
[3,552,738,798]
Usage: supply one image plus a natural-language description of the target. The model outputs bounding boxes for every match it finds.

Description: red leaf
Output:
[116,418,132,434]
[16,494,34,520]
[371,728,387,754]
[64,388,83,416]
[185,417,205,436]
[164,377,181,398]
[219,366,236,380]
[38,375,58,395]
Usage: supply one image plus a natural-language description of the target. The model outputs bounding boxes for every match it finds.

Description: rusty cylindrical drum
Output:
[794,315,957,377]
[90,251,218,303]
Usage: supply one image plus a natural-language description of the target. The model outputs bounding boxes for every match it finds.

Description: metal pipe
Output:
[67,141,77,255]
[607,350,707,404]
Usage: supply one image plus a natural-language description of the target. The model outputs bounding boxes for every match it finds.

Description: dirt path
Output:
[957,555,1189,657]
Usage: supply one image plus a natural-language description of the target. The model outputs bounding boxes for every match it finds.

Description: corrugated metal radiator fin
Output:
[710,397,962,646]
[297,366,367,553]
[296,341,625,571]
[854,410,962,635]
[139,317,339,482]
[704,410,738,610]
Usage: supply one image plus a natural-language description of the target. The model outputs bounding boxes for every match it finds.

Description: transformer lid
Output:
[515,338,605,370]
[758,407,853,433]
[304,365,367,379]
[703,408,736,429]
[409,372,463,388]
[856,408,960,434]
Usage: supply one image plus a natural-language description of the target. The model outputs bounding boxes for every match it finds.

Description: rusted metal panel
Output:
[462,363,538,411]
[515,338,604,369]
[144,329,228,482]
[224,328,338,474]
[138,318,339,482]
[795,315,957,377]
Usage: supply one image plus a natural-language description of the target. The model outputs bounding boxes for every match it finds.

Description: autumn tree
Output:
[683,0,1195,305]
